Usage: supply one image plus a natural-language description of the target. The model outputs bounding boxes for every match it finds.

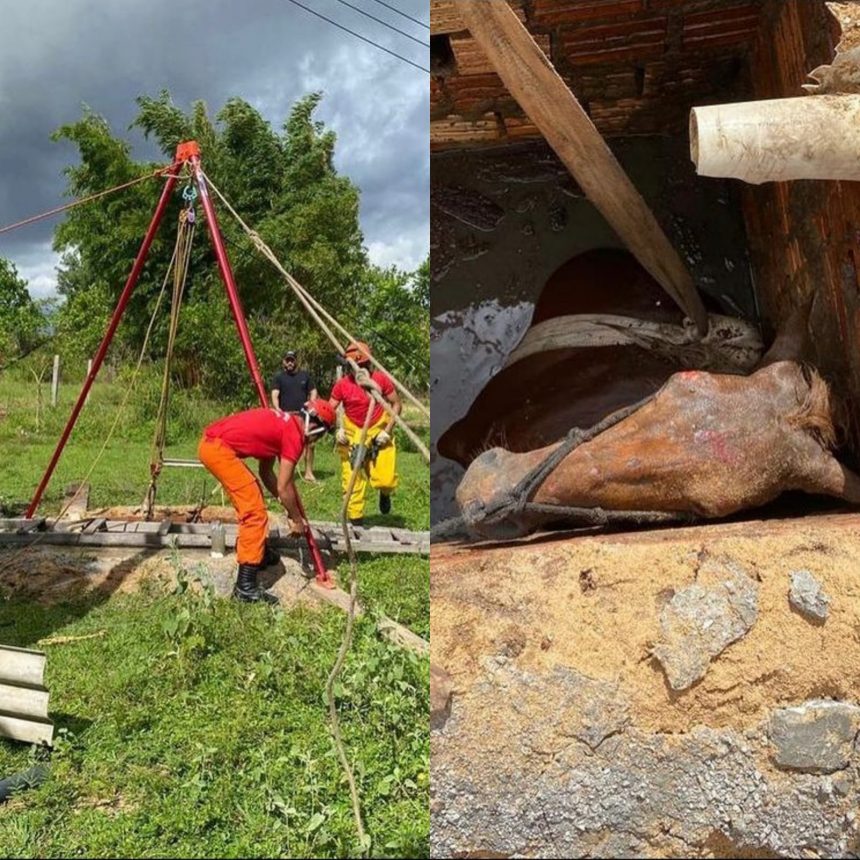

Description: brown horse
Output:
[456,359,860,541]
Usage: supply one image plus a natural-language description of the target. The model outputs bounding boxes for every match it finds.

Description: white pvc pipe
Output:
[690,95,860,184]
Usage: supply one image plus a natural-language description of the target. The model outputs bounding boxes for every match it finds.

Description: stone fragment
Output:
[652,562,758,690]
[789,569,830,621]
[769,700,860,773]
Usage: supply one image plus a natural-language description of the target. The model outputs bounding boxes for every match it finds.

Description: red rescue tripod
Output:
[26,140,335,588]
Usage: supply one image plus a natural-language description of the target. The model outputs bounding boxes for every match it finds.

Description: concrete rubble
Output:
[431,516,860,857]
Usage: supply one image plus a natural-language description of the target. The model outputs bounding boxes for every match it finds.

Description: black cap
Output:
[283,350,297,360]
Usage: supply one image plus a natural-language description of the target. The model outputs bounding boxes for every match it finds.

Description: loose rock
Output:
[789,569,830,621]
[769,700,860,774]
[652,561,759,690]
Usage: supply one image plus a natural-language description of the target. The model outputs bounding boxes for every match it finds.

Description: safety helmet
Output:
[344,340,372,366]
[300,399,336,439]
[283,350,297,361]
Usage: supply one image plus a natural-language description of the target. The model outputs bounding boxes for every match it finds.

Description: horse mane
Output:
[786,366,841,450]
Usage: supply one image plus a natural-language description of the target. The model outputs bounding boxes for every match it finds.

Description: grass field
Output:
[0,369,430,530]
[0,367,430,858]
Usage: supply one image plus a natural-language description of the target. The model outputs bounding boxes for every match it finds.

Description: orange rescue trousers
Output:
[198,435,268,565]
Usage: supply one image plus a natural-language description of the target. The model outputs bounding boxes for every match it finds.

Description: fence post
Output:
[51,355,60,407]
[85,358,93,405]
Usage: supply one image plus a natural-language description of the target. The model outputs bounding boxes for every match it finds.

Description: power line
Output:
[280,0,429,74]
[368,0,429,31]
[331,0,428,47]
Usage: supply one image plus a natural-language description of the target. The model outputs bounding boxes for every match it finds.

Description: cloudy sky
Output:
[0,0,429,299]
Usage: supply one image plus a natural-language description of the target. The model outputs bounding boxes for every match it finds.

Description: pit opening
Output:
[430,0,857,529]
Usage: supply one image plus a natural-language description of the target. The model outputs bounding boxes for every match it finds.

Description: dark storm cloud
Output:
[0,0,429,296]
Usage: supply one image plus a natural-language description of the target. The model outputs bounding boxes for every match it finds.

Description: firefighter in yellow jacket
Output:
[329,341,400,525]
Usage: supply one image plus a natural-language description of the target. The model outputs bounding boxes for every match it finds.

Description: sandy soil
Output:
[432,512,860,734]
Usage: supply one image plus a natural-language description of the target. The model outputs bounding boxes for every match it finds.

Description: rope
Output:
[143,212,196,517]
[0,166,174,237]
[200,171,430,424]
[429,514,468,541]
[0,233,182,572]
[470,396,658,529]
[325,395,376,856]
[459,393,699,538]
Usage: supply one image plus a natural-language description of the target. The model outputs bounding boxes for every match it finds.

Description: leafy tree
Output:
[52,91,368,405]
[353,258,429,393]
[0,258,45,364]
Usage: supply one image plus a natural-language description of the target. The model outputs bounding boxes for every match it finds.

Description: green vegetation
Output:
[0,374,430,857]
[29,90,428,400]
[0,562,428,858]
[0,259,46,365]
[0,366,430,530]
[0,87,429,858]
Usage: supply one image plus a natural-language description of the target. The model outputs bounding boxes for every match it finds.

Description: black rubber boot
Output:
[232,564,279,605]
[261,543,281,567]
[379,493,392,515]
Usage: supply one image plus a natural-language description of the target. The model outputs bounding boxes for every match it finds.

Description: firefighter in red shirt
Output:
[198,400,336,603]
[330,341,401,525]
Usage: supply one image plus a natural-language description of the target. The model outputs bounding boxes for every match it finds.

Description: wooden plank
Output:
[377,618,430,656]
[0,709,54,745]
[0,518,45,534]
[16,519,45,535]
[0,518,429,555]
[450,31,550,76]
[450,0,708,334]
[0,645,46,687]
[82,518,106,535]
[431,0,524,35]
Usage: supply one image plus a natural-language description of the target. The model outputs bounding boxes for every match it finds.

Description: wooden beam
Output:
[451,0,708,335]
[0,518,429,556]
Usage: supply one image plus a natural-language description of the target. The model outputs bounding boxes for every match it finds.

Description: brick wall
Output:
[742,0,860,451]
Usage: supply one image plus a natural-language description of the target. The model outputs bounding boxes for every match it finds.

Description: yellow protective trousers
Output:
[337,414,398,520]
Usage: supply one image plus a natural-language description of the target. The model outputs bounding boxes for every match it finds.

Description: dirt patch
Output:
[89,505,242,524]
[431,513,860,734]
[0,546,317,610]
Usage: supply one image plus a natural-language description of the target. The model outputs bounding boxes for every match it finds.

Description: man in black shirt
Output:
[271,350,319,481]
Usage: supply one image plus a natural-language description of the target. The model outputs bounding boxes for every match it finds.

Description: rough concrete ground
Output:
[431,512,860,858]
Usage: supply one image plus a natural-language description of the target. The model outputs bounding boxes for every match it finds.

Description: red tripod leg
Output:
[26,167,180,518]
[191,158,334,587]
[190,158,268,406]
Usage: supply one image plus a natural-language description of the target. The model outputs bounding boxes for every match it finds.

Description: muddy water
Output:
[430,137,755,523]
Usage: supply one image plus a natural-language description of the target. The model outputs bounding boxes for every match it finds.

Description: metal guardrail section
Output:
[0,645,53,745]
[0,517,430,556]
